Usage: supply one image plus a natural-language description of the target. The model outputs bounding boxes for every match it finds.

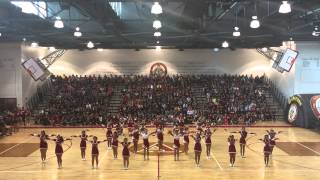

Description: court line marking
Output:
[98,148,109,167]
[296,142,320,156]
[201,139,223,171]
[0,136,34,156]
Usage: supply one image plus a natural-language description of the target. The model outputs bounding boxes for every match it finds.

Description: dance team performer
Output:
[130,125,140,154]
[259,134,271,167]
[71,130,92,160]
[168,129,181,161]
[30,130,51,164]
[155,125,164,151]
[112,132,119,159]
[231,127,256,158]
[228,135,237,167]
[266,129,281,155]
[140,128,155,161]
[191,133,202,167]
[121,137,131,169]
[106,124,113,149]
[89,136,107,169]
[203,126,217,159]
[183,127,190,154]
[51,134,72,169]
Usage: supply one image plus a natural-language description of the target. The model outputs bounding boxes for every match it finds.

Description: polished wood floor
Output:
[0,122,320,180]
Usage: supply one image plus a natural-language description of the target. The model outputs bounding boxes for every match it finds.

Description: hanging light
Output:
[250,16,260,29]
[154,31,161,37]
[0,32,2,37]
[155,46,161,51]
[74,27,82,37]
[97,48,104,52]
[31,42,38,48]
[49,46,56,52]
[153,20,162,29]
[213,48,219,52]
[87,41,94,48]
[222,41,229,48]
[54,16,64,29]
[151,2,162,15]
[279,1,291,14]
[23,38,26,41]
[261,47,268,52]
[232,26,241,37]
[156,40,160,44]
[312,26,319,37]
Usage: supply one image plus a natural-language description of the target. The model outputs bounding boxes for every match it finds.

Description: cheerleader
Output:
[203,126,216,159]
[71,130,92,160]
[183,127,190,154]
[30,130,50,163]
[191,133,202,167]
[228,135,237,167]
[231,127,255,158]
[121,137,131,169]
[131,126,140,154]
[112,132,119,159]
[141,129,155,161]
[89,136,107,169]
[266,129,281,155]
[156,125,164,151]
[168,129,181,161]
[106,125,113,149]
[259,135,271,167]
[51,135,71,169]
[127,119,134,134]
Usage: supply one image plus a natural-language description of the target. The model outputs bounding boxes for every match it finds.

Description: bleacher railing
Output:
[263,76,288,110]
[26,78,52,109]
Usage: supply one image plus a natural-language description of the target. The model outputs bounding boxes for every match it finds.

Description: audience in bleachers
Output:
[29,74,276,126]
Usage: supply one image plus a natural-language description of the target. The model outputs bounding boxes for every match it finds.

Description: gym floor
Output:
[0,122,319,180]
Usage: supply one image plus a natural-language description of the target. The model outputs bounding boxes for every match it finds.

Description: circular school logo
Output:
[150,63,167,77]
[288,103,298,123]
[310,95,320,119]
[129,142,184,156]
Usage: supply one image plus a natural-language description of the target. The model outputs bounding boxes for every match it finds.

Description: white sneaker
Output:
[229,164,232,167]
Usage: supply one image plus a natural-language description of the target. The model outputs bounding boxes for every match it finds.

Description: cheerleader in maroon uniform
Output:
[127,120,134,134]
[31,130,50,163]
[140,129,155,160]
[112,132,119,159]
[259,135,271,167]
[228,135,237,167]
[266,129,281,155]
[203,126,216,159]
[106,125,113,149]
[156,125,164,151]
[89,136,107,169]
[168,129,181,161]
[71,130,92,160]
[231,127,255,158]
[130,126,140,154]
[191,133,202,167]
[183,127,190,154]
[121,137,131,169]
[51,135,71,169]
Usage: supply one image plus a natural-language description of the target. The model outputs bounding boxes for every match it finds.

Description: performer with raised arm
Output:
[89,136,107,169]
[183,127,190,154]
[266,129,281,155]
[112,132,119,159]
[259,134,271,167]
[231,127,256,158]
[156,125,164,151]
[50,134,72,169]
[30,130,52,164]
[121,137,131,169]
[140,128,155,161]
[168,129,182,161]
[203,126,217,159]
[106,124,113,149]
[71,130,92,160]
[228,135,237,167]
[130,125,140,155]
[191,132,202,167]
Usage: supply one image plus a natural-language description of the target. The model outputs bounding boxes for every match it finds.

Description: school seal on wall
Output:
[310,95,320,119]
[150,63,167,77]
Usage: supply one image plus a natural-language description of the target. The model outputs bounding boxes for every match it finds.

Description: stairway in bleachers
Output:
[107,85,123,115]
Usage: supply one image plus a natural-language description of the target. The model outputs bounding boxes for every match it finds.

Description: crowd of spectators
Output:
[30,74,276,126]
[0,107,27,136]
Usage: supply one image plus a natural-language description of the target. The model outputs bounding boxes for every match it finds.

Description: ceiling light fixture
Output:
[261,47,268,52]
[54,16,64,29]
[0,32,2,37]
[31,42,38,48]
[154,31,161,37]
[156,41,160,44]
[213,48,219,52]
[250,16,260,29]
[153,20,162,29]
[232,26,241,37]
[151,2,162,15]
[74,27,82,37]
[279,1,291,14]
[312,26,319,37]
[87,41,94,48]
[222,41,229,48]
